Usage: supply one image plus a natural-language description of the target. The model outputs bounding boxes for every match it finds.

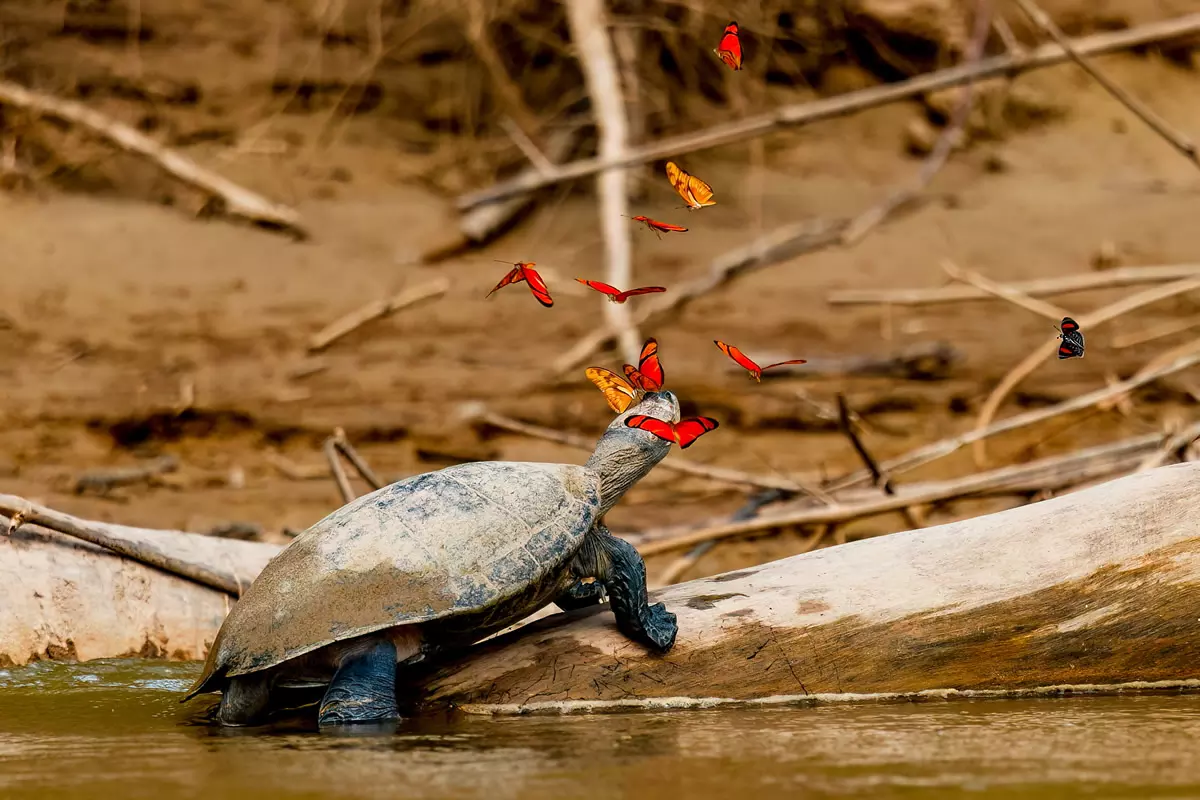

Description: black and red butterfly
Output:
[576,279,667,304]
[1056,317,1085,359]
[486,261,553,308]
[714,21,743,71]
[625,414,719,449]
[623,337,665,392]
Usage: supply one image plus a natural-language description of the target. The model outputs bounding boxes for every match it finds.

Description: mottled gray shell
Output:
[193,461,600,685]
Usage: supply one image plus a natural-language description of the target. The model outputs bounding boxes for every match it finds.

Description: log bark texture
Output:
[0,523,279,667]
[417,463,1200,713]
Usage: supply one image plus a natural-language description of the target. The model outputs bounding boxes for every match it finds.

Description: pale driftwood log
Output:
[458,16,1200,210]
[416,463,1200,713]
[0,521,280,667]
[0,79,305,236]
[826,264,1200,306]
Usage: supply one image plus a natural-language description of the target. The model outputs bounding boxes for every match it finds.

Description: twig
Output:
[1012,0,1200,169]
[1112,317,1200,349]
[1136,420,1200,471]
[552,218,846,377]
[0,493,242,595]
[499,116,554,176]
[457,15,1200,210]
[461,2,547,155]
[73,455,179,496]
[263,450,329,481]
[0,79,305,236]
[323,434,355,504]
[940,260,1069,321]
[331,429,384,491]
[970,276,1200,464]
[654,541,715,587]
[826,348,1200,491]
[835,394,925,528]
[633,431,1170,556]
[459,404,808,492]
[308,277,450,352]
[565,0,641,366]
[839,0,993,246]
[827,264,1200,306]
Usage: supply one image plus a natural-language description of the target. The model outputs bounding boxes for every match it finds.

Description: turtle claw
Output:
[317,696,400,728]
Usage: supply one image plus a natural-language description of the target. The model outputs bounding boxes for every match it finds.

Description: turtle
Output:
[183,390,683,727]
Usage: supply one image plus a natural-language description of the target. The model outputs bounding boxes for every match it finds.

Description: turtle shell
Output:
[187,460,600,695]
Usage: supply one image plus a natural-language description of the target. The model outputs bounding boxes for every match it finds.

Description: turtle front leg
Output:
[317,638,401,727]
[554,578,607,611]
[579,526,677,653]
[217,673,272,726]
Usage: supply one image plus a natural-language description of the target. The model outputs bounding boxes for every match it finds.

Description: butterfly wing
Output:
[623,364,655,392]
[637,337,664,390]
[1059,317,1080,333]
[577,278,621,299]
[715,22,743,70]
[665,161,698,208]
[760,359,808,374]
[647,219,688,233]
[686,174,716,207]
[520,265,554,307]
[714,340,761,377]
[586,367,638,413]
[624,414,678,445]
[486,266,525,298]
[674,417,719,449]
[614,286,667,303]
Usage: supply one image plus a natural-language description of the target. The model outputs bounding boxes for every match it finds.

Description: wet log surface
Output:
[417,463,1200,713]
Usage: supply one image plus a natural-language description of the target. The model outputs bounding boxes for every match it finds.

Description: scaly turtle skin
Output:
[183,391,681,727]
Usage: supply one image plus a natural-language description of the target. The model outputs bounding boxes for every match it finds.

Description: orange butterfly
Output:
[629,215,688,239]
[625,415,719,449]
[486,261,553,307]
[714,21,743,71]
[623,337,664,392]
[714,340,807,382]
[576,279,667,304]
[585,367,640,413]
[665,162,716,210]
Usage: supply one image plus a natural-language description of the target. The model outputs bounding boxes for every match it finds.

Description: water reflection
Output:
[0,659,1199,799]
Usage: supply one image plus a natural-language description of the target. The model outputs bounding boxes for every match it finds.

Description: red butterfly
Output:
[714,340,807,382]
[625,414,719,449]
[623,338,664,392]
[629,215,689,239]
[714,21,743,71]
[576,279,667,304]
[486,261,553,308]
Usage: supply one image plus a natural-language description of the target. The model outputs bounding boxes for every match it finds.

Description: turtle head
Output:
[586,390,680,514]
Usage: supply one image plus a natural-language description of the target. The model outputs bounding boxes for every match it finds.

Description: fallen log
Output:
[416,462,1200,713]
[0,522,279,667]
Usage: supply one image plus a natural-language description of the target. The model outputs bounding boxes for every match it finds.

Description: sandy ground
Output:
[2,3,1199,581]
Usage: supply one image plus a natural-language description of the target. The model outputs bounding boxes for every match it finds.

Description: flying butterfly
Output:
[486,261,553,308]
[585,367,640,414]
[629,215,689,239]
[665,161,716,210]
[1056,316,1085,359]
[714,340,807,382]
[625,415,719,449]
[623,337,665,392]
[576,279,667,304]
[714,21,743,71]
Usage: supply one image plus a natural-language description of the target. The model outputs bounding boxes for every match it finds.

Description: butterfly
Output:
[714,21,743,71]
[576,279,667,304]
[714,340,807,382]
[1056,316,1085,359]
[623,337,665,391]
[585,367,640,413]
[625,414,719,449]
[486,261,553,308]
[629,215,688,239]
[665,161,716,210]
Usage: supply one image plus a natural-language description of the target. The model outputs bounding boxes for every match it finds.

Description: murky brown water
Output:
[2,660,1200,799]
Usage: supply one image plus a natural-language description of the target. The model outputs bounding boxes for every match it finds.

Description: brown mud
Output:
[2,0,1198,585]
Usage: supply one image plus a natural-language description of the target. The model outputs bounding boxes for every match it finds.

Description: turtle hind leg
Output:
[587,527,678,653]
[554,578,607,611]
[217,673,272,726]
[317,639,401,727]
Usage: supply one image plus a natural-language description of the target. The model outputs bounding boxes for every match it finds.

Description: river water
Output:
[2,659,1199,799]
